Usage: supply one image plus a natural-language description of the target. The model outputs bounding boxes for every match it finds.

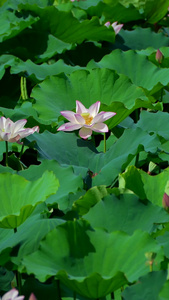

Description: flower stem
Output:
[160,88,163,102]
[19,144,24,160]
[135,153,139,168]
[5,141,8,166]
[56,280,62,300]
[104,133,106,153]
[14,228,22,294]
[20,76,28,100]
[149,262,153,272]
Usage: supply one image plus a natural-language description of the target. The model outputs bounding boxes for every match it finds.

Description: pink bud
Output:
[29,293,37,300]
[163,193,169,209]
[155,49,163,64]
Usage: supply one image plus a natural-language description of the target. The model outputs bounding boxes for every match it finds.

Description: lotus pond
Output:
[1,0,169,299]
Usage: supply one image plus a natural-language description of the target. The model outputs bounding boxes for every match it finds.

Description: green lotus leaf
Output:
[137,110,169,140]
[119,165,169,206]
[28,127,161,187]
[0,202,64,267]
[99,1,142,23]
[21,220,161,298]
[87,49,169,92]
[19,160,83,211]
[11,59,84,81]
[119,0,169,23]
[0,267,14,292]
[83,193,169,234]
[18,4,115,44]
[158,280,169,300]
[0,209,65,266]
[27,131,96,178]
[31,69,157,126]
[92,127,161,186]
[122,270,167,300]
[0,171,59,228]
[0,9,39,43]
[119,27,169,51]
[0,55,20,80]
[73,185,108,216]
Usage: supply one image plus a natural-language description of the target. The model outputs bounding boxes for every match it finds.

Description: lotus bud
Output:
[155,49,163,64]
[163,192,169,209]
[29,293,37,300]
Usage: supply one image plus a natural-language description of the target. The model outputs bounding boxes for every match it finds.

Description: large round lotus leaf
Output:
[18,4,115,44]
[11,59,84,81]
[0,9,39,43]
[87,49,169,92]
[91,127,161,186]
[137,110,169,140]
[19,160,83,211]
[27,131,97,178]
[122,270,167,300]
[158,280,169,300]
[0,171,59,229]
[31,68,158,126]
[119,165,169,206]
[0,55,20,80]
[22,220,161,298]
[27,127,161,186]
[0,214,65,264]
[73,185,108,216]
[119,27,169,50]
[83,193,169,234]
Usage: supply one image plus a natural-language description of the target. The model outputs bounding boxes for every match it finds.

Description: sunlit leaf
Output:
[83,193,169,234]
[119,165,169,206]
[0,171,59,228]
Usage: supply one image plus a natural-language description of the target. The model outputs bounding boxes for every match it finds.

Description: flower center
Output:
[81,113,93,125]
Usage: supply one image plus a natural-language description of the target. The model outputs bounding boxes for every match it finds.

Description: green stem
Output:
[73,291,76,300]
[19,144,24,160]
[104,132,106,153]
[20,76,28,100]
[14,228,22,294]
[149,262,153,272]
[135,108,139,123]
[5,141,8,167]
[114,288,122,300]
[57,280,62,300]
[160,88,163,102]
[135,153,139,168]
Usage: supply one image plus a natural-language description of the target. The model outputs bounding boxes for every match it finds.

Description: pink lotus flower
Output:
[57,101,116,139]
[0,289,37,300]
[104,21,123,35]
[0,117,39,143]
[1,289,24,300]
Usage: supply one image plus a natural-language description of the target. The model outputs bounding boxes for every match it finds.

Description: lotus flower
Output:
[104,21,123,35]
[0,289,24,300]
[0,117,39,144]
[57,101,116,139]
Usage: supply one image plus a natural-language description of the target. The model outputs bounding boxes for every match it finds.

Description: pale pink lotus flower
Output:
[104,21,123,35]
[1,289,24,300]
[0,117,39,144]
[57,101,116,139]
[104,21,111,27]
